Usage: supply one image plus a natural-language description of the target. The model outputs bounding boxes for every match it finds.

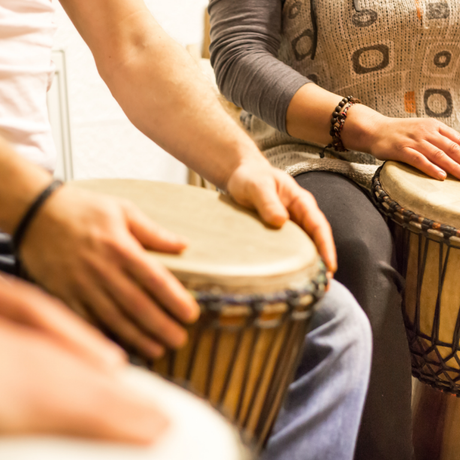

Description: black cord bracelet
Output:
[12,179,64,255]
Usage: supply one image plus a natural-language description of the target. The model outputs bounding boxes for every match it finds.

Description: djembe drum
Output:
[0,367,251,460]
[372,161,460,460]
[71,179,326,450]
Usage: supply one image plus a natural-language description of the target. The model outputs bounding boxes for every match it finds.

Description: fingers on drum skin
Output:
[94,264,189,350]
[438,123,460,143]
[419,139,460,179]
[124,251,199,325]
[80,245,193,347]
[403,147,447,180]
[123,203,188,253]
[80,288,166,359]
[289,191,337,273]
[430,134,460,168]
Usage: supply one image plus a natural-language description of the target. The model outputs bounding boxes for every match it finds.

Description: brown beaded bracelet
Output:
[320,96,361,158]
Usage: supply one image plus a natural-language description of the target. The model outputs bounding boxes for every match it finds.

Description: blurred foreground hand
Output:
[0,278,168,443]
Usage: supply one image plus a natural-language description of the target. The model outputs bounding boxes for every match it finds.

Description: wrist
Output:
[341,105,386,153]
[218,142,270,192]
[12,180,64,256]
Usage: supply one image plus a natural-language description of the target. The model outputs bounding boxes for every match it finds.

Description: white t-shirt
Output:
[0,0,57,171]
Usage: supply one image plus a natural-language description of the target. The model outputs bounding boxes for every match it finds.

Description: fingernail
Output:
[438,169,447,180]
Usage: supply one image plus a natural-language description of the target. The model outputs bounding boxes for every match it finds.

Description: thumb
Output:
[249,181,289,228]
[124,204,188,253]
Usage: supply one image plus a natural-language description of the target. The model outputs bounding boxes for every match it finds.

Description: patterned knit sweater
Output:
[209,0,460,189]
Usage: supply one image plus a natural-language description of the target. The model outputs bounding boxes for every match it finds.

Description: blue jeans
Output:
[263,280,372,460]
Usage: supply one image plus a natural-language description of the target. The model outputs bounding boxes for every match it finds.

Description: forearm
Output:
[286,83,384,152]
[0,137,52,234]
[102,27,265,189]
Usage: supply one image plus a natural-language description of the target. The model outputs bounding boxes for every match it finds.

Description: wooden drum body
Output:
[71,180,326,450]
[372,162,460,460]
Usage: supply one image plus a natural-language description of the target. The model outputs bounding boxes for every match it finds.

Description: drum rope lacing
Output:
[129,263,328,450]
[372,165,460,396]
[372,165,460,242]
[190,267,327,307]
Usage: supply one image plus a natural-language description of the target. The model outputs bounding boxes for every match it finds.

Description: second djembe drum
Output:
[373,161,460,460]
[71,179,326,451]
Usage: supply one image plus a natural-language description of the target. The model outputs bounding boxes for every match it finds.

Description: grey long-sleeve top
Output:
[208,0,311,134]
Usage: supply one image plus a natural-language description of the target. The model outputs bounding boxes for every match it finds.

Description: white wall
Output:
[52,0,209,183]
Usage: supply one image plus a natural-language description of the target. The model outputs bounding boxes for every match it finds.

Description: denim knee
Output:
[294,279,372,392]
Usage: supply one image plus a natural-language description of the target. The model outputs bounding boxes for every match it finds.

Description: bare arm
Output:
[58,0,263,190]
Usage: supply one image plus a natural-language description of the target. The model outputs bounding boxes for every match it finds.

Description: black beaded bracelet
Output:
[320,96,361,158]
[12,179,64,255]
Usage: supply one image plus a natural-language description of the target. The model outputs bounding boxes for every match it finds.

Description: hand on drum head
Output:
[0,316,168,443]
[17,186,201,359]
[362,115,460,181]
[0,276,126,371]
[227,160,337,275]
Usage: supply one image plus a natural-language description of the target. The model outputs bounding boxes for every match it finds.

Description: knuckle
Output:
[395,141,410,154]
[408,152,424,166]
[431,149,445,161]
[447,142,460,155]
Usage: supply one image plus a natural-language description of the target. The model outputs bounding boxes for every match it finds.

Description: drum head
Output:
[70,180,320,293]
[380,161,460,228]
[0,368,250,460]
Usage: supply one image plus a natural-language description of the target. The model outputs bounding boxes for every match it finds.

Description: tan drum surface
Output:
[70,180,319,293]
[70,180,325,449]
[380,161,460,228]
[0,367,251,460]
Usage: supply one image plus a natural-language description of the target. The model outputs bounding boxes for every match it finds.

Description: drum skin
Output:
[70,180,325,450]
[0,367,251,460]
[373,162,460,460]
